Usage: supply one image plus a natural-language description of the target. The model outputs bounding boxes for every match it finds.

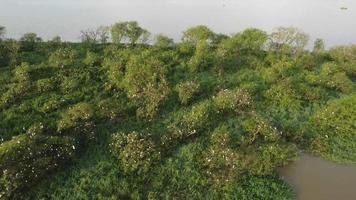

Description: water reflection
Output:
[279,154,356,200]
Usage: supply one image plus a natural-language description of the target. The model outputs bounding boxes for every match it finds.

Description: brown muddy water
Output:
[279,154,356,200]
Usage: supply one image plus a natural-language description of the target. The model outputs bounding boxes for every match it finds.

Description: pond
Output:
[279,154,356,200]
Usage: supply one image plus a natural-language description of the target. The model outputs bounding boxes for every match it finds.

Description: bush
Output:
[309,94,356,163]
[13,62,31,82]
[319,62,354,93]
[187,40,212,72]
[123,50,170,119]
[163,100,212,146]
[202,125,239,186]
[239,114,281,146]
[83,51,100,66]
[175,81,200,105]
[32,93,66,114]
[48,48,76,68]
[57,102,94,132]
[36,78,56,93]
[96,98,127,122]
[0,134,76,199]
[212,88,252,113]
[239,143,297,176]
[264,83,302,111]
[110,132,160,175]
[0,82,30,110]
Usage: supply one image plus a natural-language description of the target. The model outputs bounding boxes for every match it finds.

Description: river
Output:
[279,154,356,200]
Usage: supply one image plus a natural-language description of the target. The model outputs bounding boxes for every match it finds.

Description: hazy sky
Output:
[0,0,355,47]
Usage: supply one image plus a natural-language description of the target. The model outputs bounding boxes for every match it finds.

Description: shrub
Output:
[319,62,354,93]
[34,93,66,113]
[0,134,76,199]
[36,78,56,93]
[48,48,76,68]
[0,82,30,110]
[13,63,31,82]
[264,83,302,111]
[202,125,239,186]
[60,76,81,93]
[83,51,100,66]
[175,81,200,105]
[309,94,356,163]
[239,114,281,146]
[57,102,94,132]
[110,132,160,175]
[239,143,297,176]
[187,40,211,72]
[212,88,252,113]
[96,98,127,122]
[163,100,212,146]
[123,50,170,119]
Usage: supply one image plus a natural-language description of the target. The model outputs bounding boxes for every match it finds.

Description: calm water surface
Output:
[279,154,356,200]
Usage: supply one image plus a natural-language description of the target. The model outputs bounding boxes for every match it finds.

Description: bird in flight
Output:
[340,7,348,10]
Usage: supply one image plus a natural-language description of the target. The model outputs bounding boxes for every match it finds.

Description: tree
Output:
[236,28,268,52]
[270,27,309,55]
[80,26,110,45]
[97,26,110,44]
[154,34,175,48]
[313,38,325,54]
[0,25,6,40]
[0,39,19,67]
[188,40,212,72]
[20,32,42,43]
[19,32,42,51]
[182,25,214,44]
[111,22,126,44]
[80,29,98,44]
[123,50,170,119]
[47,36,62,49]
[111,21,150,45]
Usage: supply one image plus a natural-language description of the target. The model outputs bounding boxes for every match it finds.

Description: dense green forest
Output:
[0,22,355,199]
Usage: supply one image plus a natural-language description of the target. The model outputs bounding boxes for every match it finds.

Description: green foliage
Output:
[310,94,356,163]
[175,81,200,105]
[96,97,128,122]
[123,50,170,119]
[329,45,356,62]
[83,51,100,66]
[239,114,282,145]
[313,38,325,54]
[19,33,42,51]
[182,25,214,44]
[111,21,150,45]
[270,27,309,55]
[110,132,160,175]
[154,34,175,48]
[234,28,268,51]
[0,25,5,40]
[0,134,76,199]
[188,40,212,72]
[212,88,253,113]
[240,143,297,176]
[0,25,355,199]
[48,48,76,68]
[202,125,239,186]
[163,100,212,146]
[36,78,56,93]
[0,39,20,67]
[57,102,94,132]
